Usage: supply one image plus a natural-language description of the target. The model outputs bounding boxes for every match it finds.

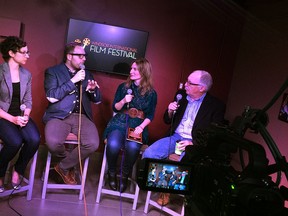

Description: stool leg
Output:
[26,151,38,200]
[96,146,141,210]
[144,191,152,213]
[4,162,11,185]
[96,147,107,203]
[41,152,51,199]
[130,161,137,192]
[181,203,185,216]
[79,157,89,200]
[132,184,140,210]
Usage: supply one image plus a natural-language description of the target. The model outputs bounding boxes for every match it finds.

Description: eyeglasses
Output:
[17,50,30,56]
[186,80,201,86]
[69,53,88,59]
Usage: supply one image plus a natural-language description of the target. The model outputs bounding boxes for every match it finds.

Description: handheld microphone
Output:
[79,64,85,70]
[79,64,85,81]
[127,89,132,109]
[173,94,182,114]
[127,89,132,95]
[20,104,26,116]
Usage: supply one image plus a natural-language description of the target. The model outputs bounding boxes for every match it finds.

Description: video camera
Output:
[137,122,287,215]
[137,78,288,215]
[182,123,286,216]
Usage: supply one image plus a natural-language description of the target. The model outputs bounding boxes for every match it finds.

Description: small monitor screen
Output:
[141,159,192,195]
[66,18,149,76]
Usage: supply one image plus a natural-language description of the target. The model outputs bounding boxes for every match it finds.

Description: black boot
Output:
[108,171,117,191]
[119,172,129,193]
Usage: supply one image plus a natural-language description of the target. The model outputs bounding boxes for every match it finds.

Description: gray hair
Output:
[194,70,213,91]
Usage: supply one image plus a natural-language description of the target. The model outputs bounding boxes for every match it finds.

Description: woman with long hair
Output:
[104,58,157,192]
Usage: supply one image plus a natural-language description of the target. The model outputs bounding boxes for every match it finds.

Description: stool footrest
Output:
[41,137,89,201]
[145,198,184,216]
[96,145,140,210]
[101,188,139,199]
[0,150,38,200]
[144,190,185,215]
[44,183,83,190]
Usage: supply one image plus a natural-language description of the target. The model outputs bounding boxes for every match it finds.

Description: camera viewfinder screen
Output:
[145,161,191,194]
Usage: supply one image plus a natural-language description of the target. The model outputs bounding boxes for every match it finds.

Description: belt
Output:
[124,108,145,119]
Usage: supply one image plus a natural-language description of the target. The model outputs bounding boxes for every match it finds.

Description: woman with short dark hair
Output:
[0,36,40,193]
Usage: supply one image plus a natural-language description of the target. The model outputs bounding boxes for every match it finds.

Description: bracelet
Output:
[139,125,144,130]
[87,90,95,93]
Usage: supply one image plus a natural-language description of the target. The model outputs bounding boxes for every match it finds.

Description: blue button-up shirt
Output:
[175,93,206,139]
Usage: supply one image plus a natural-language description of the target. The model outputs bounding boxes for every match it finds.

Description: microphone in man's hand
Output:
[78,64,85,81]
[173,94,183,114]
[79,64,85,70]
[20,104,26,116]
[127,89,132,109]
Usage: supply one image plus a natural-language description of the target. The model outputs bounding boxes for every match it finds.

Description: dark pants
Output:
[0,118,40,177]
[106,129,142,175]
[44,113,99,170]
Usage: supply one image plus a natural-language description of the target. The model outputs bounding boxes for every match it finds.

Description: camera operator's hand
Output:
[177,140,193,151]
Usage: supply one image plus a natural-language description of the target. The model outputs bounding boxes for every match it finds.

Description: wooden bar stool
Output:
[144,153,185,216]
[96,142,148,210]
[0,139,38,200]
[41,133,89,200]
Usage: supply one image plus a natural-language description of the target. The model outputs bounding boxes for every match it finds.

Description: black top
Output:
[8,82,21,116]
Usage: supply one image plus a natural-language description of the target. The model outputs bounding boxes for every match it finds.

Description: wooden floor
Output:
[0,145,184,216]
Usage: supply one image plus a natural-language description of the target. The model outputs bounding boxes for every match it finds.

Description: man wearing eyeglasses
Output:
[142,70,226,205]
[43,42,101,185]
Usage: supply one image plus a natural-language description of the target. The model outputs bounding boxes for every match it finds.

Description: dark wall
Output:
[0,0,242,149]
[226,0,288,198]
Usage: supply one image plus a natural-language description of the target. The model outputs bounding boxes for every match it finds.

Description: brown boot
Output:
[69,168,76,183]
[157,193,170,206]
[54,164,77,185]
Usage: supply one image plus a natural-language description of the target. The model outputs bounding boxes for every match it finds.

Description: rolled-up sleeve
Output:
[44,68,76,103]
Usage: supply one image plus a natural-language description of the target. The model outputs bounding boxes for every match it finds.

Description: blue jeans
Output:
[142,133,191,161]
[0,118,40,177]
[106,129,142,174]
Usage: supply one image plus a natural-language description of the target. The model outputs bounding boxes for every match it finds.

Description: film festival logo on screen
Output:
[74,38,137,60]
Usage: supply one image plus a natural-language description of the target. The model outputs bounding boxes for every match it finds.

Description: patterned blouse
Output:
[104,82,157,144]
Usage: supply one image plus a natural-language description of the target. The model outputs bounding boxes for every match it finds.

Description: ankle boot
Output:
[108,171,117,191]
[119,172,129,193]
